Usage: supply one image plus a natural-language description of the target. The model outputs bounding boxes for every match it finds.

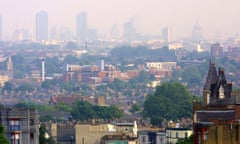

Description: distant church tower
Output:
[6,56,14,79]
[7,56,13,71]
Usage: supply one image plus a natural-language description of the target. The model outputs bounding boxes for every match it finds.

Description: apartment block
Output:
[0,108,39,144]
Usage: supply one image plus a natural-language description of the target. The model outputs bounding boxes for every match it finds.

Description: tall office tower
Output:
[192,21,203,42]
[76,11,88,40]
[162,27,175,43]
[124,21,136,41]
[0,15,2,40]
[36,11,48,41]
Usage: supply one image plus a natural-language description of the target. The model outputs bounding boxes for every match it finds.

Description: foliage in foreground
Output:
[177,135,193,144]
[143,82,196,126]
[0,124,8,144]
[39,123,54,144]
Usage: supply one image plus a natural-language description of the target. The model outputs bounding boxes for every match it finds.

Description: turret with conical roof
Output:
[203,61,233,106]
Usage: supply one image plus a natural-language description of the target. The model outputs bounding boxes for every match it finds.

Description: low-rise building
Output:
[75,121,138,144]
[166,128,192,144]
[138,131,166,144]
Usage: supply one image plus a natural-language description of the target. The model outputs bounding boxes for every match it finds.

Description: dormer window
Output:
[219,85,225,99]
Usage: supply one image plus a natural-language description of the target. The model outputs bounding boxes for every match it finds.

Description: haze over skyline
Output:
[0,0,240,40]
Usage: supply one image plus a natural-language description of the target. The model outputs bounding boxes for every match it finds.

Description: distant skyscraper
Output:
[76,12,88,40]
[36,11,48,41]
[162,27,175,43]
[192,21,203,42]
[0,15,2,40]
[124,21,136,41]
[7,56,13,71]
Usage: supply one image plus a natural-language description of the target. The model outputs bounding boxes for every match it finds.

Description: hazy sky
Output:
[0,0,240,39]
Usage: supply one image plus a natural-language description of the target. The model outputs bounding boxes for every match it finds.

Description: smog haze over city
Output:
[2,0,240,143]
[0,0,240,39]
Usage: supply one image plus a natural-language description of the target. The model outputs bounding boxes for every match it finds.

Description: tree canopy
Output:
[143,82,195,126]
[71,101,123,121]
[0,124,8,144]
[39,123,54,144]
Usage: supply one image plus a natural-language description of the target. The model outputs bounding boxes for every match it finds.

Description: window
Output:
[11,133,20,144]
[30,133,34,139]
[30,119,34,125]
[9,120,20,131]
[185,132,188,139]
[176,132,179,138]
[160,138,163,144]
[142,136,146,143]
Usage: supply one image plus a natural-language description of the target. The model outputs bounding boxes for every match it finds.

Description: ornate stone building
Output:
[193,62,240,144]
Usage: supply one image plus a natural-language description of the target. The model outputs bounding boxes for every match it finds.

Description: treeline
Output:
[143,82,200,126]
[12,100,123,122]
[71,101,123,121]
[111,46,176,61]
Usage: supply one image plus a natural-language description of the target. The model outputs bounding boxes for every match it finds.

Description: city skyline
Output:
[0,0,240,40]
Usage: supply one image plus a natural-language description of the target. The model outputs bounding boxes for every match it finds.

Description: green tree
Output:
[177,134,193,144]
[108,78,128,90]
[182,67,201,86]
[71,101,123,121]
[55,102,72,112]
[39,123,54,144]
[15,83,34,93]
[130,104,141,113]
[12,54,30,79]
[2,81,13,92]
[71,101,96,121]
[129,70,153,84]
[143,82,194,126]
[0,124,8,144]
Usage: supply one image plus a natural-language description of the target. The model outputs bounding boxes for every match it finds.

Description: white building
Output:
[146,62,177,71]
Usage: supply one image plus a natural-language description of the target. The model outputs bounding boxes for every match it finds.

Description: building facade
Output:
[166,128,192,144]
[36,11,48,41]
[75,121,137,144]
[138,131,166,144]
[0,108,39,144]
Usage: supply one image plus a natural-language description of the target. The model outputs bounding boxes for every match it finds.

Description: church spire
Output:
[7,56,13,71]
